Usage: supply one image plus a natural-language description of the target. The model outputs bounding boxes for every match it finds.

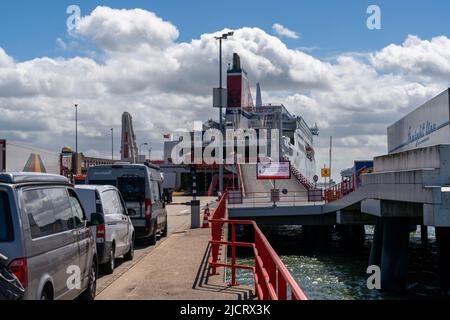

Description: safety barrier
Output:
[208,193,308,300]
[324,168,364,202]
[227,190,313,208]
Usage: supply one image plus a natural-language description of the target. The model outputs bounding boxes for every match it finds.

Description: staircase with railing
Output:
[281,156,315,190]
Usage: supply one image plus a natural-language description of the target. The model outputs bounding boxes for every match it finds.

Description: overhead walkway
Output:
[230,145,450,228]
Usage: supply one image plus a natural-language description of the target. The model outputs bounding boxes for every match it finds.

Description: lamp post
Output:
[214,31,234,194]
[329,136,332,188]
[148,147,152,161]
[111,128,114,161]
[74,104,78,154]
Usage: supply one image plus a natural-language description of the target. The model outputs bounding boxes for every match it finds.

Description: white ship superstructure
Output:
[223,53,318,182]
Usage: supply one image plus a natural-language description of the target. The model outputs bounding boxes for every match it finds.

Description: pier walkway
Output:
[96,197,254,300]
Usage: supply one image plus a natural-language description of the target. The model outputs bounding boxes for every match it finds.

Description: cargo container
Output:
[0,140,60,174]
[388,88,450,154]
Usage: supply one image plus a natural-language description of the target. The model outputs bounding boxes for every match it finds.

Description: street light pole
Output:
[219,37,224,194]
[75,104,78,154]
[215,31,233,194]
[111,128,114,161]
[148,148,152,161]
[329,136,333,188]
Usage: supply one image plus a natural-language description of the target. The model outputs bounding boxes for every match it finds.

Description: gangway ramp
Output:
[240,163,272,194]
[240,163,308,194]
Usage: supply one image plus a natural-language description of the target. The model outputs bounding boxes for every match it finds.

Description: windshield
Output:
[0,191,13,242]
[117,177,145,201]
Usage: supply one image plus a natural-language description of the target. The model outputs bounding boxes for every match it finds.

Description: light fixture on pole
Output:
[214,31,234,194]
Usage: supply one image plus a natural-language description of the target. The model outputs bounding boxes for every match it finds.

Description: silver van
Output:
[86,163,168,245]
[0,173,100,300]
[75,185,135,274]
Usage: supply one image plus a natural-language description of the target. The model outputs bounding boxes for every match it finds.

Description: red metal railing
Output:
[209,193,308,300]
[324,169,364,202]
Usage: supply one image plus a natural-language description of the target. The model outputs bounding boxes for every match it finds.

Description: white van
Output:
[0,173,99,300]
[76,185,135,274]
[86,163,167,245]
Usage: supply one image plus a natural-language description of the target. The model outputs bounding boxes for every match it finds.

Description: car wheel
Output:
[80,260,97,300]
[102,246,115,274]
[124,235,135,261]
[40,288,51,300]
[161,221,168,238]
[148,222,157,245]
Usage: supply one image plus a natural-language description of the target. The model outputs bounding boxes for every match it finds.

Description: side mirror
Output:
[88,212,105,227]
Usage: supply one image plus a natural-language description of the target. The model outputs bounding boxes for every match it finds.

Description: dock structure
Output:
[96,227,254,300]
[96,198,254,300]
[228,89,450,294]
[229,144,450,293]
[96,193,309,300]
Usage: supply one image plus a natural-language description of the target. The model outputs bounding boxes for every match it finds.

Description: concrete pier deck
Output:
[96,198,254,300]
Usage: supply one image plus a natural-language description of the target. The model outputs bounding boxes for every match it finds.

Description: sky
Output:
[1,1,450,181]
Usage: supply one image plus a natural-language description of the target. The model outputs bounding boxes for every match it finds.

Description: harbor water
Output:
[228,225,443,300]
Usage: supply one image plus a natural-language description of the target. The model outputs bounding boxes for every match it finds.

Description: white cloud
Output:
[75,6,179,52]
[0,48,14,67]
[0,7,449,179]
[272,23,300,40]
[370,35,450,80]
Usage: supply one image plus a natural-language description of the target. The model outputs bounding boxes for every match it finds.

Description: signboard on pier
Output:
[321,168,331,177]
[256,162,291,180]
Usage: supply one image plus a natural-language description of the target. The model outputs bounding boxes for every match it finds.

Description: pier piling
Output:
[369,218,384,267]
[436,227,450,295]
[380,218,410,294]
[420,225,428,250]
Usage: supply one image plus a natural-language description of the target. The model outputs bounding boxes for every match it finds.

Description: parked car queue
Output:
[0,163,169,300]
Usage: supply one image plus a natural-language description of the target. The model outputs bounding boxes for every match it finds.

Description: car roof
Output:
[75,184,117,192]
[0,172,70,185]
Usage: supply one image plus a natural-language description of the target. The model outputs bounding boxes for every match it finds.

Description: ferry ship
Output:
[222,53,318,183]
[162,53,318,194]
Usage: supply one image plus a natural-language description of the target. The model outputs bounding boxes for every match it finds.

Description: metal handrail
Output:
[324,168,365,203]
[226,190,324,207]
[208,193,308,300]
[281,156,315,190]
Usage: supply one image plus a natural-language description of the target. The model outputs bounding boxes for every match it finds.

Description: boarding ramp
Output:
[236,163,310,207]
